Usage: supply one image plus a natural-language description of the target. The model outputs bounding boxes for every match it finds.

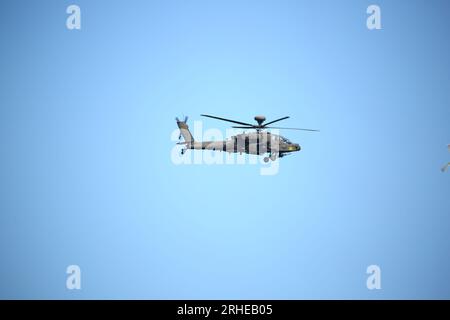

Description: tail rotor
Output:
[175,115,190,155]
[175,117,182,140]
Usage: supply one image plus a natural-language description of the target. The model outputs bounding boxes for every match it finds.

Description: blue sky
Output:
[0,0,449,299]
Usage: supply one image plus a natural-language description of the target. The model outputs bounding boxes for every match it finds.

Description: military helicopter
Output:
[175,114,319,162]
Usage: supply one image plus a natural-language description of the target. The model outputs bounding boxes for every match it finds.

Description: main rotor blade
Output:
[232,126,256,129]
[201,114,254,127]
[262,116,290,127]
[265,126,320,132]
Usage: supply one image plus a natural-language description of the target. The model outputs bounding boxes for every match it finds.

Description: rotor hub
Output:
[254,115,266,126]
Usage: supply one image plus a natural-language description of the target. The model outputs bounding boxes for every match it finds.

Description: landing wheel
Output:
[270,154,277,161]
[263,157,270,163]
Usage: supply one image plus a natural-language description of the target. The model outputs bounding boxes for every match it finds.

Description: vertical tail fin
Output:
[176,116,194,144]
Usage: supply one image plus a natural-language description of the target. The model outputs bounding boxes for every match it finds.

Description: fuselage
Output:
[188,132,300,156]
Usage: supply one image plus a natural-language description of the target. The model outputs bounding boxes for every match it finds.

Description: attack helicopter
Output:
[175,114,319,162]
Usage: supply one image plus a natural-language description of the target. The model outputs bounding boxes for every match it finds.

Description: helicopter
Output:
[442,144,450,172]
[175,114,319,162]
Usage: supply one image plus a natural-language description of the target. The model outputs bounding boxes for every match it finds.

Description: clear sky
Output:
[0,0,449,299]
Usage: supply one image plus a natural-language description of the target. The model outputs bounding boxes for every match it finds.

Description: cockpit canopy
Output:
[280,136,292,144]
